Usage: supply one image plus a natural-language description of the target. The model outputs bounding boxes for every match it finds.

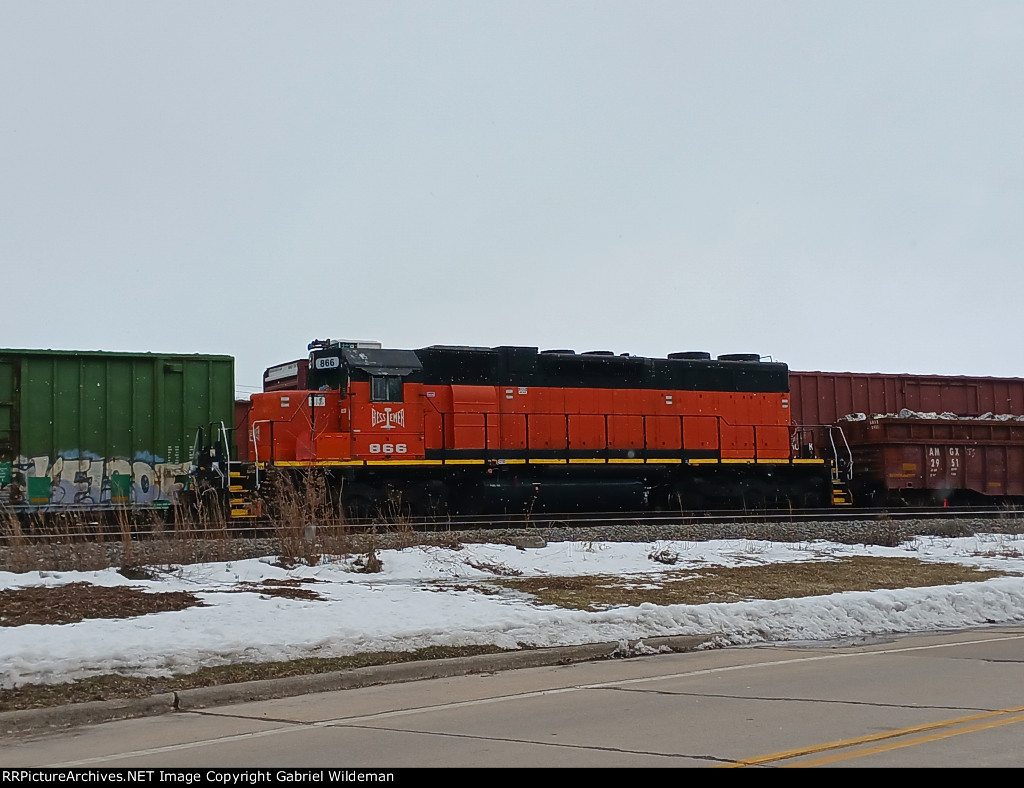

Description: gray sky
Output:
[3,1,1022,394]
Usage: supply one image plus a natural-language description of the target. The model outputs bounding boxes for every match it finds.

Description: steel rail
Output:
[2,505,1021,545]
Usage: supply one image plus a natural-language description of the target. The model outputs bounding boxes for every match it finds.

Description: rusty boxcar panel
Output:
[234,398,254,462]
[842,417,1024,498]
[263,359,309,392]
[789,371,1024,502]
[790,371,1024,425]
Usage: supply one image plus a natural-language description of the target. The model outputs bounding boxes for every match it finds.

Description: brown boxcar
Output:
[790,371,1024,504]
[841,416,1024,503]
[234,398,254,462]
[262,359,309,392]
[789,371,1024,425]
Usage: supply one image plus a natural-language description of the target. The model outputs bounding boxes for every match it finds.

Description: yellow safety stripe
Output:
[271,456,829,468]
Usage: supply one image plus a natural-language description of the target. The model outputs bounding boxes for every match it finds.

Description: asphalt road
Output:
[4,627,1024,768]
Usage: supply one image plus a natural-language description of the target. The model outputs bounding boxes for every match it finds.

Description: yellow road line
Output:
[722,704,1024,768]
[789,711,1024,768]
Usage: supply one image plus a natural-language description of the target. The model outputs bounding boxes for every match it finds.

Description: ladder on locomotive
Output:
[228,461,261,519]
[826,425,854,506]
[792,424,854,506]
[190,421,261,519]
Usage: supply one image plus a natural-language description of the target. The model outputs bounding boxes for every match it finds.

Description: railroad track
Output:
[3,505,1021,545]
[382,505,1024,532]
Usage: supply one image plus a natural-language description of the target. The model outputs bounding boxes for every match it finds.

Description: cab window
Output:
[370,375,403,402]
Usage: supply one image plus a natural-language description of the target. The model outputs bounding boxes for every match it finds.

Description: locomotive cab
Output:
[249,343,427,467]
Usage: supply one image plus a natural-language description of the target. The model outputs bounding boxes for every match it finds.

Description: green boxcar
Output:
[0,349,234,508]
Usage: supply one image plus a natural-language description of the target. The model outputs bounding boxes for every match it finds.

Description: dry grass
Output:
[265,469,334,567]
[0,645,510,713]
[264,469,397,572]
[0,487,259,574]
[0,583,202,627]
[235,579,326,601]
[490,557,1009,611]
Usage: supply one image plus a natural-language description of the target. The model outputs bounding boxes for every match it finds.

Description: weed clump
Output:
[264,470,354,567]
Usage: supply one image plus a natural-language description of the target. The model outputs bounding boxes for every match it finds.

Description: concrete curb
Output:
[1,635,710,736]
[1,693,177,736]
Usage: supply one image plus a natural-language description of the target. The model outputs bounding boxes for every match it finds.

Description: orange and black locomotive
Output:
[238,341,840,515]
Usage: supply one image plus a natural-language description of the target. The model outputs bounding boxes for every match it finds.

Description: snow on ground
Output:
[3,533,1024,689]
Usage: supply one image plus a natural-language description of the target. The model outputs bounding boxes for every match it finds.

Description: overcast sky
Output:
[2,1,1022,392]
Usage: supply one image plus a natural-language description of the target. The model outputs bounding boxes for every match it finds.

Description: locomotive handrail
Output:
[829,424,854,482]
[219,420,232,490]
[250,420,272,489]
